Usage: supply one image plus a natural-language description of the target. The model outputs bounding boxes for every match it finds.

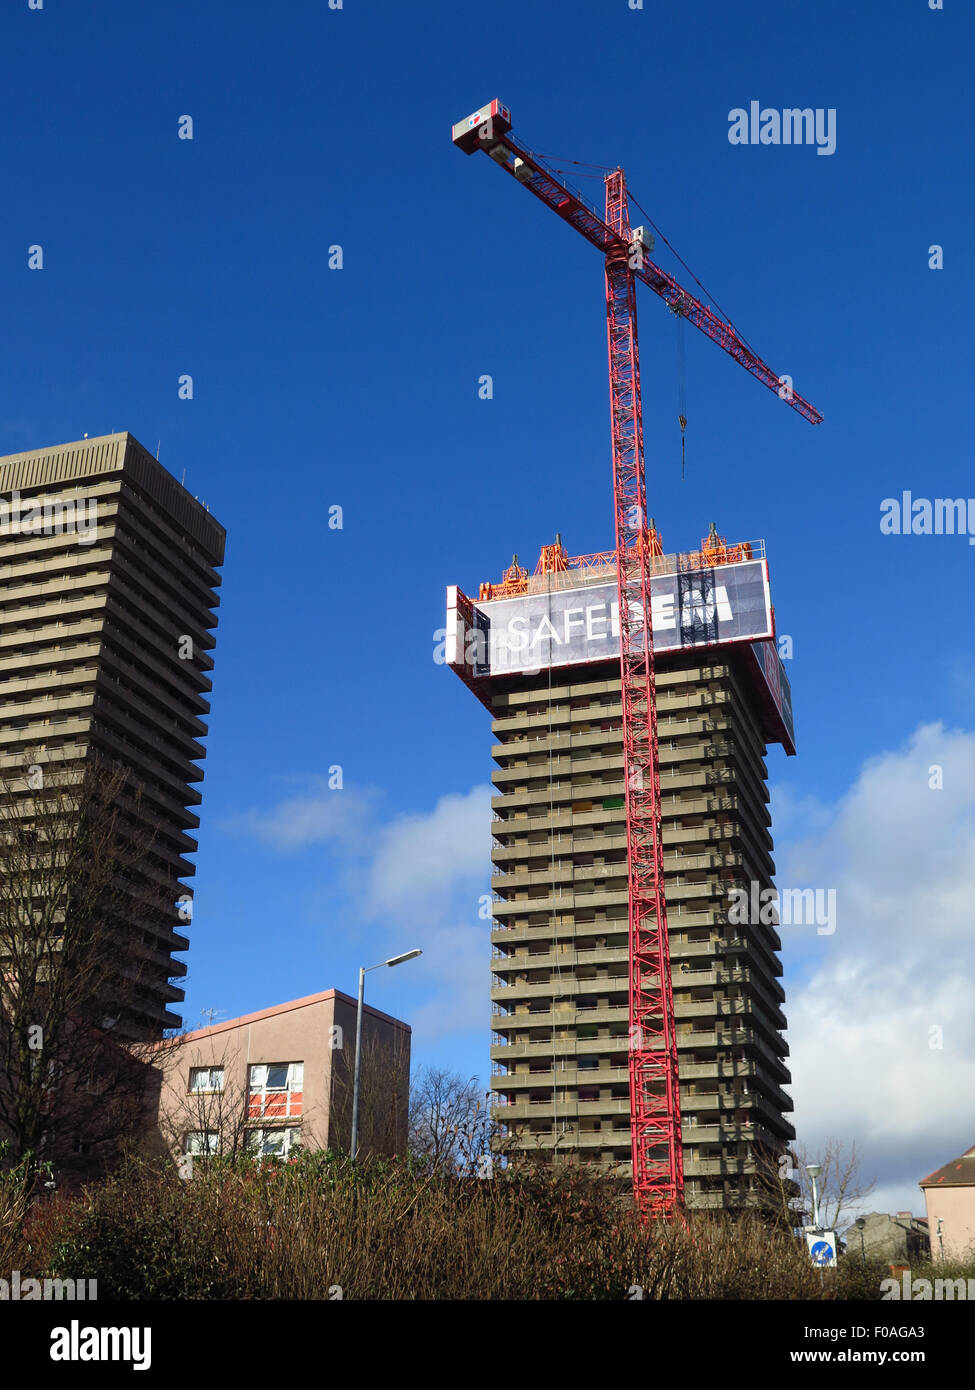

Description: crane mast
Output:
[453,100,821,1217]
[604,168,684,1214]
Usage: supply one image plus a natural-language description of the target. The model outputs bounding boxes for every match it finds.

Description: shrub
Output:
[19,1153,967,1301]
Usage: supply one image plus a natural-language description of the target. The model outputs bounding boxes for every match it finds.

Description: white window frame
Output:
[247,1062,304,1117]
[189,1066,225,1094]
[244,1126,301,1159]
[185,1130,220,1156]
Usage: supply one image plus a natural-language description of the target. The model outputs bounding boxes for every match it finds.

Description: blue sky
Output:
[3,0,974,1213]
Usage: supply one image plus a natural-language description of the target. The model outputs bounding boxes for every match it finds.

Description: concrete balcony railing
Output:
[491,748,624,783]
[490,783,626,814]
[682,1089,795,1133]
[490,976,628,1004]
[491,874,738,914]
[718,965,786,1021]
[490,1039,629,1062]
[490,845,742,879]
[0,590,108,629]
[492,945,630,971]
[494,1065,630,1088]
[490,861,625,889]
[489,703,723,757]
[683,1157,760,1177]
[679,1059,755,1081]
[491,732,725,773]
[495,1129,632,1151]
[491,1002,627,1026]
[490,888,629,918]
[492,1098,630,1121]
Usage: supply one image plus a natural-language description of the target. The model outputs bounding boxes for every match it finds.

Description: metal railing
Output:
[479,540,766,602]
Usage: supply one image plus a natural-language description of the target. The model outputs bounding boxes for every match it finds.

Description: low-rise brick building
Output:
[151,990,411,1164]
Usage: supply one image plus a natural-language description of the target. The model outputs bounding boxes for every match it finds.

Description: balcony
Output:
[491,944,629,972]
[492,1064,629,1088]
[683,1157,760,1177]
[492,1097,630,1121]
[491,1002,628,1026]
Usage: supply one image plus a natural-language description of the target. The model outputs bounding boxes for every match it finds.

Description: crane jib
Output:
[464,120,822,425]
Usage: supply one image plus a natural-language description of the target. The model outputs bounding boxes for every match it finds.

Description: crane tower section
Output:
[451,100,817,1216]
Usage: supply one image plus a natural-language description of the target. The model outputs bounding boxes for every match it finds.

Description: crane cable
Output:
[627,188,760,360]
[534,153,612,173]
[535,157,756,357]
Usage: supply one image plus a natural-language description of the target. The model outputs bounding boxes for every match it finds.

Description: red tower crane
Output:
[453,100,821,1218]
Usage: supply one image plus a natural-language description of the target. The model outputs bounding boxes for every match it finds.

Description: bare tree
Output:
[0,752,164,1183]
[409,1066,499,1175]
[150,1030,255,1166]
[762,1136,877,1233]
[794,1137,876,1231]
[330,1030,411,1158]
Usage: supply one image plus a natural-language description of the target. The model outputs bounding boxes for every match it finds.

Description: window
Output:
[248,1062,304,1119]
[185,1131,219,1156]
[245,1127,301,1159]
[189,1066,224,1093]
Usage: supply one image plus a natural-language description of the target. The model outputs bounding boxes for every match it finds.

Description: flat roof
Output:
[0,431,226,561]
[168,989,411,1045]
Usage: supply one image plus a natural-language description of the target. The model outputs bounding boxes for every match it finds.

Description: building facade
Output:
[447,539,797,1210]
[0,432,225,1036]
[850,1211,930,1264]
[920,1144,975,1261]
[153,991,412,1163]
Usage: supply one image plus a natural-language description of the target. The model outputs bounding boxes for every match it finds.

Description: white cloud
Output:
[778,722,975,1216]
[398,917,490,1047]
[768,783,832,840]
[223,779,493,1048]
[221,779,374,853]
[360,787,493,1047]
[365,785,493,917]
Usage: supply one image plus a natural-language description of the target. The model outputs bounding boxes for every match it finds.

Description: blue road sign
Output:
[805,1232,838,1267]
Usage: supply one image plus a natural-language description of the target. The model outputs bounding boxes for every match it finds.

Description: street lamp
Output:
[350,949,422,1160]
[855,1215,866,1263]
[806,1162,822,1230]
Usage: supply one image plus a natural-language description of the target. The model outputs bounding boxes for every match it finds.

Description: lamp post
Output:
[806,1161,824,1288]
[350,949,422,1161]
[806,1162,822,1230]
[936,1216,945,1264]
[855,1216,866,1264]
